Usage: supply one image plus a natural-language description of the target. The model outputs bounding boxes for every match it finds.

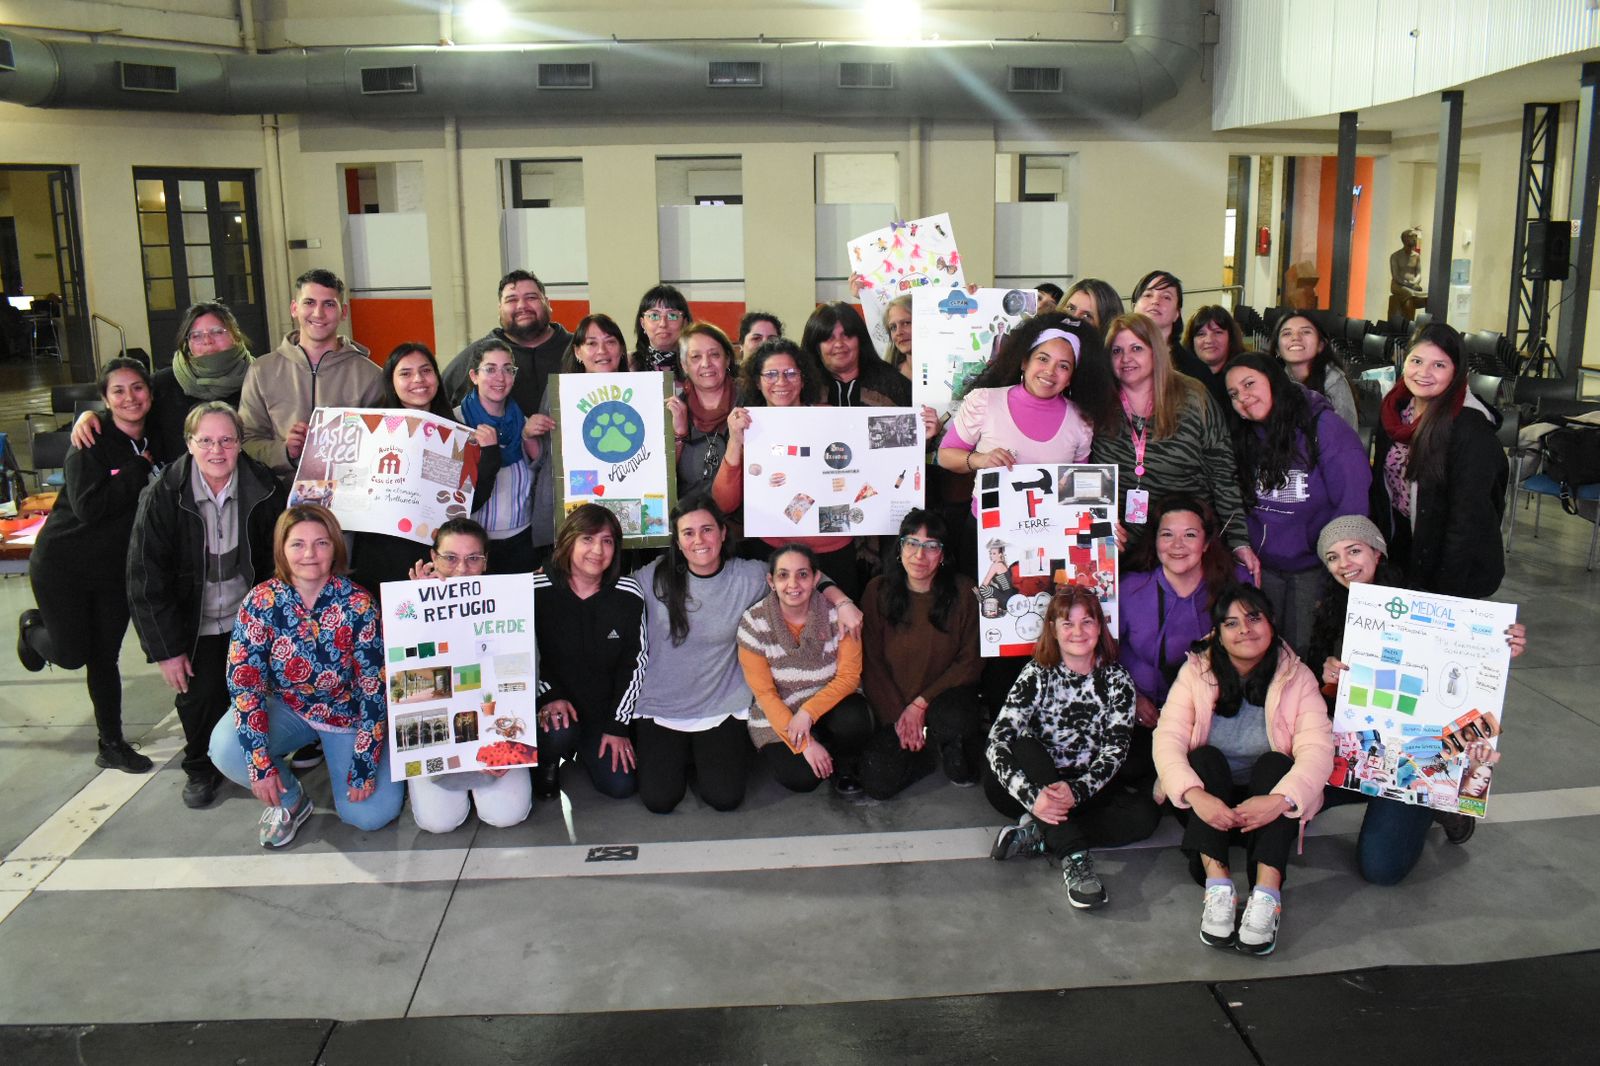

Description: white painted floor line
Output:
[27,784,1600,895]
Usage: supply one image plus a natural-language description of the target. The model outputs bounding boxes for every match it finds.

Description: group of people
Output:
[16,263,1524,958]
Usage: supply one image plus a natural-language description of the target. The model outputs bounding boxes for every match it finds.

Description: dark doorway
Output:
[0,165,91,379]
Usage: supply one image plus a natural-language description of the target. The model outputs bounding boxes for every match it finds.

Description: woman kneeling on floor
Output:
[987,586,1158,911]
[737,544,875,793]
[1154,583,1332,956]
[210,503,404,847]
[406,518,534,833]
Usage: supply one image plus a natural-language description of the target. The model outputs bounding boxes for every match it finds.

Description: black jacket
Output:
[126,452,285,662]
[148,369,243,461]
[532,570,647,737]
[1368,405,1508,599]
[30,426,156,581]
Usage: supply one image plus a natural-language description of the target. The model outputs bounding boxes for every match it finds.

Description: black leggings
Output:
[1176,746,1298,884]
[29,567,132,744]
[174,633,231,774]
[982,735,1163,858]
[860,685,987,799]
[760,694,875,792]
[634,714,751,814]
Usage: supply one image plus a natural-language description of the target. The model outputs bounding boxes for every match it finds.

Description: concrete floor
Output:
[0,495,1597,1026]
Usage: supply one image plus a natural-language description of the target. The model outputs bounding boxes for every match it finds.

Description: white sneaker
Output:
[1237,888,1281,956]
[1199,882,1237,948]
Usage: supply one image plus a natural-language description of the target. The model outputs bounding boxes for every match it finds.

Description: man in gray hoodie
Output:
[240,268,384,478]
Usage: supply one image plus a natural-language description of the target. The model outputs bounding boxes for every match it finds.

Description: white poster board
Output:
[911,286,1038,412]
[741,407,925,537]
[381,574,538,782]
[973,463,1119,658]
[551,371,677,548]
[848,212,965,356]
[1332,583,1517,818]
[288,407,484,546]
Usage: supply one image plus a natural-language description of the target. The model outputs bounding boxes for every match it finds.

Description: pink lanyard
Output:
[1120,391,1148,478]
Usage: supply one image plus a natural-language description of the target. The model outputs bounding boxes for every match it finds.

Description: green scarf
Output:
[171,344,253,401]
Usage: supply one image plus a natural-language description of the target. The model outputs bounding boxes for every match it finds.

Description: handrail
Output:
[89,313,130,374]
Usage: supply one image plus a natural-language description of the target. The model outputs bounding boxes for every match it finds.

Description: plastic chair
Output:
[1506,463,1600,571]
[22,431,70,494]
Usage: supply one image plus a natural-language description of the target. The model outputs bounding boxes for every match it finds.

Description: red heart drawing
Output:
[592,485,605,496]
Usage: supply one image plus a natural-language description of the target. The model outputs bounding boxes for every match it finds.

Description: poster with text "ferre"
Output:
[741,407,925,537]
[381,573,538,782]
[848,213,966,358]
[911,286,1038,413]
[288,407,483,546]
[974,464,1119,658]
[551,371,677,548]
[1332,583,1517,818]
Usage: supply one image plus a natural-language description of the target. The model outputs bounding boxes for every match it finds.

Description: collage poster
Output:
[381,573,538,782]
[551,370,677,548]
[910,286,1039,413]
[1332,583,1517,818]
[973,464,1119,658]
[741,407,925,537]
[288,407,483,546]
[847,212,966,357]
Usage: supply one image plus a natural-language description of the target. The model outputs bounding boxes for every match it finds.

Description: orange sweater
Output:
[737,617,862,753]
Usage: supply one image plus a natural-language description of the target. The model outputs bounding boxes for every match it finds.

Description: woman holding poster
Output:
[1368,323,1508,598]
[736,545,875,793]
[457,341,543,575]
[209,504,403,847]
[1222,353,1370,656]
[632,496,863,813]
[1307,515,1526,883]
[532,504,648,800]
[1154,584,1332,956]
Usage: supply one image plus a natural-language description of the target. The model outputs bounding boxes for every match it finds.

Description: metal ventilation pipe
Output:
[0,0,1201,121]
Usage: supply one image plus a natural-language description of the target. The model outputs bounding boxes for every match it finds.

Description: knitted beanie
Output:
[1316,514,1387,560]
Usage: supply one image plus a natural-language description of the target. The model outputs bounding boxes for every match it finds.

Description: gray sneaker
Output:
[258,792,314,849]
[1236,888,1281,956]
[991,817,1044,861]
[1062,851,1107,909]
[1200,883,1238,948]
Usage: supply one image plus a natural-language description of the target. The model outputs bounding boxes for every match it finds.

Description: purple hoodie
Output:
[1245,389,1371,572]
[1118,563,1253,705]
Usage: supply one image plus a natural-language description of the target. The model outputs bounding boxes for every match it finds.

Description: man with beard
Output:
[442,270,573,413]
[240,268,384,480]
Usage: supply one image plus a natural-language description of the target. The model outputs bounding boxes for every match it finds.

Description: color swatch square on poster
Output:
[1375,669,1397,690]
[1350,663,1375,687]
[438,642,449,654]
[1398,695,1419,715]
[388,647,405,663]
[405,646,418,658]
[1399,673,1424,696]
[417,641,436,658]
[981,510,1001,529]
[1349,687,1370,707]
[1373,690,1395,709]
[981,491,1000,509]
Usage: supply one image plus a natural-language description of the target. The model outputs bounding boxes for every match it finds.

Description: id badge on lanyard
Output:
[1121,392,1150,525]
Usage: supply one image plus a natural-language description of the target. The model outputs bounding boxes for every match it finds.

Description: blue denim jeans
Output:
[1323,785,1436,886]
[209,701,404,832]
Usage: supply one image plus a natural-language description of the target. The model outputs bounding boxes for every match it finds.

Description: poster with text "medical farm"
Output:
[1332,583,1517,818]
[741,407,925,537]
[848,213,966,358]
[551,370,677,549]
[974,464,1119,658]
[381,573,538,782]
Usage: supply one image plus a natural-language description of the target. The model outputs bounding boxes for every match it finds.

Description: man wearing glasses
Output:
[442,270,572,414]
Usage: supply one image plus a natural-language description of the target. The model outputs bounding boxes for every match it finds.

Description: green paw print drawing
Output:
[589,411,639,454]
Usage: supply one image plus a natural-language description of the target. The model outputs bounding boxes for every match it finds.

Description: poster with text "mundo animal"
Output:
[551,371,677,548]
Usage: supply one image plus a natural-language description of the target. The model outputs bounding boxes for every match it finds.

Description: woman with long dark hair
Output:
[1223,352,1370,655]
[631,495,864,812]
[1154,584,1332,956]
[1268,312,1359,430]
[858,509,983,797]
[737,311,783,363]
[801,302,911,407]
[1368,323,1508,597]
[1130,269,1214,388]
[986,586,1157,911]
[1062,278,1123,332]
[1183,304,1248,410]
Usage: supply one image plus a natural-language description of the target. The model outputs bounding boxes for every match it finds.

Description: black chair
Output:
[23,431,71,493]
[50,384,100,416]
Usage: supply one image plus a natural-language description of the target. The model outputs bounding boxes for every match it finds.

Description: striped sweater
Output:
[736,592,861,752]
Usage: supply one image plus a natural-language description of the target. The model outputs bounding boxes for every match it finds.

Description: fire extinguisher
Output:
[1256,227,1272,256]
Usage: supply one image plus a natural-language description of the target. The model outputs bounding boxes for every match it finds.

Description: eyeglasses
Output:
[900,536,944,554]
[759,368,801,383]
[435,552,487,568]
[190,435,240,450]
[645,311,685,324]
[188,328,231,343]
[475,364,518,377]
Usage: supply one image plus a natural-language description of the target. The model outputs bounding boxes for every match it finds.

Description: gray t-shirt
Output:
[634,557,770,730]
[1209,697,1271,785]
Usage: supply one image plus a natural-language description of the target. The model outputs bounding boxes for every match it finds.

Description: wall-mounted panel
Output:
[994,202,1071,282]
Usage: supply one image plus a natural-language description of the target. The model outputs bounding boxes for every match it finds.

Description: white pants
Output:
[407,770,533,833]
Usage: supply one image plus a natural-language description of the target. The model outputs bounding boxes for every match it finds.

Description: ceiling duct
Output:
[0,0,1200,121]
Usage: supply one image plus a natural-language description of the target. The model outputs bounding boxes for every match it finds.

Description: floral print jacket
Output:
[227,577,386,788]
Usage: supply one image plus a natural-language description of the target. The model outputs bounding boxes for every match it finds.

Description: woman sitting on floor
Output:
[1154,583,1332,956]
[211,503,404,847]
[987,586,1157,912]
[737,544,875,794]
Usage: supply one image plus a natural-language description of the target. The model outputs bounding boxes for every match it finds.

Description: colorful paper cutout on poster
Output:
[974,464,1119,658]
[848,212,965,357]
[550,371,677,548]
[288,407,482,546]
[911,286,1038,412]
[1331,583,1517,818]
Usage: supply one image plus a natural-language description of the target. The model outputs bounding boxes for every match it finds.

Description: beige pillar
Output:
[583,145,661,323]
[923,124,997,285]
[742,142,818,333]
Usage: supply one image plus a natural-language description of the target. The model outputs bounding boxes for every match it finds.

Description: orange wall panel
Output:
[1314,156,1376,317]
[688,301,746,344]
[348,297,436,364]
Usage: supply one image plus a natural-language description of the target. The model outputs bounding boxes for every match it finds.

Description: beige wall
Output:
[1,170,59,296]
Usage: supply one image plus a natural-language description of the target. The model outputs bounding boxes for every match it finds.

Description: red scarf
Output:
[1379,378,1464,444]
[685,378,736,433]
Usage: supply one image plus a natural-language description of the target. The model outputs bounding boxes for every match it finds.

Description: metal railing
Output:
[89,313,131,374]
